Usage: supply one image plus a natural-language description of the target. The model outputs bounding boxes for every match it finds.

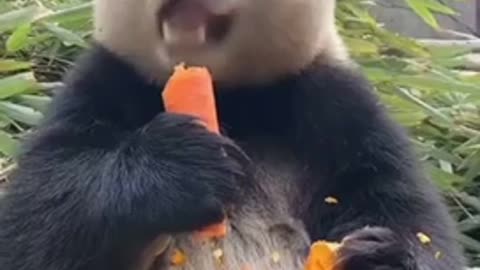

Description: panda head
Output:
[94,0,348,85]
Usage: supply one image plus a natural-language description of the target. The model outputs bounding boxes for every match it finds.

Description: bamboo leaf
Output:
[0,60,32,72]
[0,6,39,34]
[0,72,39,99]
[6,23,32,52]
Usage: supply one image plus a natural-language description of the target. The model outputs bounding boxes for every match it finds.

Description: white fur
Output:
[162,143,312,270]
[93,0,349,86]
[160,205,310,270]
[135,140,312,270]
[145,190,310,270]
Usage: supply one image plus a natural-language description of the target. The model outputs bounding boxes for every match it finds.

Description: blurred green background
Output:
[0,0,479,267]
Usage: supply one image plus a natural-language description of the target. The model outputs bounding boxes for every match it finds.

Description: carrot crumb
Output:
[304,241,341,270]
[170,249,188,266]
[324,196,339,204]
[271,251,281,263]
[416,232,432,245]
[213,248,224,260]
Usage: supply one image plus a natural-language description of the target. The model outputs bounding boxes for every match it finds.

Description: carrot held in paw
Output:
[162,63,227,240]
[162,64,219,134]
[304,241,341,270]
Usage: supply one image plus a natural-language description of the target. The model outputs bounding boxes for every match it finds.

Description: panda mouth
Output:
[158,0,235,47]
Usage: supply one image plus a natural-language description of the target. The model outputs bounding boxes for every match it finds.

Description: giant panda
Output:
[0,0,467,270]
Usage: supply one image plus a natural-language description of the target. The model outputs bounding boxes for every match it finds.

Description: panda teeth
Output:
[162,21,207,46]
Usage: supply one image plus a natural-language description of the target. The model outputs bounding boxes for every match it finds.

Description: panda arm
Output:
[0,47,245,270]
[293,64,464,269]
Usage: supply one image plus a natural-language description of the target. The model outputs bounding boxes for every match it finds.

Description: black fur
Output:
[0,44,465,270]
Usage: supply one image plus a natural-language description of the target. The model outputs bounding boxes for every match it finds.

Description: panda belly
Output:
[157,138,312,270]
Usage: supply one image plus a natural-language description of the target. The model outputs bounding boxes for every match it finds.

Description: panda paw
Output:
[337,226,416,270]
[146,113,250,233]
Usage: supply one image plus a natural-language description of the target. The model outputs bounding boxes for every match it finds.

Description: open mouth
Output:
[158,0,235,47]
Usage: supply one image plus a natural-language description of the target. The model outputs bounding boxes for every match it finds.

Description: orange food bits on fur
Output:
[416,232,432,245]
[304,241,341,270]
[271,251,281,263]
[170,249,188,266]
[324,196,339,205]
[212,248,225,266]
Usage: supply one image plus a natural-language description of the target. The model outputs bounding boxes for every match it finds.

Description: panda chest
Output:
[239,137,309,211]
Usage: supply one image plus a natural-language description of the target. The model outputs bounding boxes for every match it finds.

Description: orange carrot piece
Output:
[193,219,228,241]
[304,241,341,270]
[162,64,219,134]
[162,64,226,240]
[170,249,188,266]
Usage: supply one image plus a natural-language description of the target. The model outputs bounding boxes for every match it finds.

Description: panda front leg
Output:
[335,226,416,270]
[293,66,465,270]
[306,187,458,270]
[0,112,247,270]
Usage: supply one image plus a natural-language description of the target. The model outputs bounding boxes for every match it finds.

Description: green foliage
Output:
[0,0,92,158]
[339,0,480,264]
[0,0,479,265]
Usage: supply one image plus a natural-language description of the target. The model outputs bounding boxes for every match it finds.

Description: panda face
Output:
[94,0,346,86]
